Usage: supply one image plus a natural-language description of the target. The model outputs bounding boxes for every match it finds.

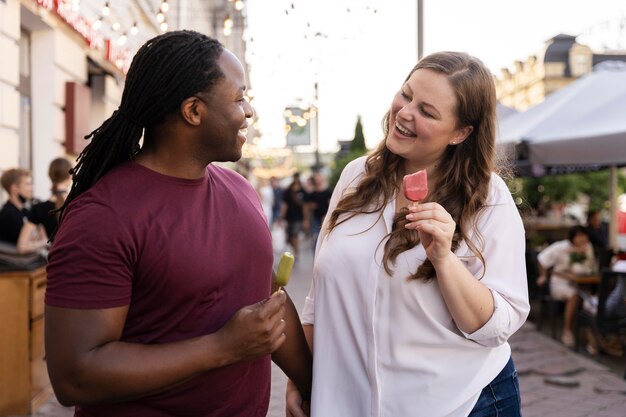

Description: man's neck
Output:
[134,150,208,180]
[8,195,23,211]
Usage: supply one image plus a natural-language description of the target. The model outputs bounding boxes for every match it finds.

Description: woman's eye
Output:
[420,106,433,118]
[400,90,411,100]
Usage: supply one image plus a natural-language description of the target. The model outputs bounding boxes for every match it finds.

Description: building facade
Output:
[1,0,250,199]
[496,34,626,111]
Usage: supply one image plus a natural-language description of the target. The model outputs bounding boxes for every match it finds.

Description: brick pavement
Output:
[12,240,626,417]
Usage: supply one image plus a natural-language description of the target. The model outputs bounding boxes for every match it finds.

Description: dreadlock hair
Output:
[57,30,224,230]
[327,51,498,282]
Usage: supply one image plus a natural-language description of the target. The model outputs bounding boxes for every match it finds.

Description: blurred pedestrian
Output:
[280,172,308,255]
[16,157,72,254]
[45,30,311,417]
[270,176,283,225]
[537,225,596,347]
[287,52,529,417]
[304,171,332,252]
[257,177,274,225]
[0,168,33,245]
[586,209,610,268]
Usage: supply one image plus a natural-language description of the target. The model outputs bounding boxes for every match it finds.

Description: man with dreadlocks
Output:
[45,31,312,417]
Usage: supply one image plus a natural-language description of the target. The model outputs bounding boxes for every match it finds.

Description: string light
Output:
[223,15,233,36]
[130,22,139,36]
[235,0,244,11]
[160,21,168,32]
[157,12,165,23]
[102,1,110,16]
[92,17,102,30]
[160,0,169,13]
[117,33,128,45]
[112,21,120,31]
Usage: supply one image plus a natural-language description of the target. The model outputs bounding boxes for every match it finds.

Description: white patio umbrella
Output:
[497,64,626,166]
[496,63,626,250]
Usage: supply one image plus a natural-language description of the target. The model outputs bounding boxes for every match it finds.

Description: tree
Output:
[514,169,626,215]
[330,116,369,187]
[351,115,367,152]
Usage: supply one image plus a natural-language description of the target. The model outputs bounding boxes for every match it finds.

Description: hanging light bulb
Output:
[102,2,110,16]
[112,21,120,31]
[223,16,234,29]
[223,26,232,36]
[92,17,102,30]
[157,12,165,23]
[161,0,169,13]
[130,22,139,35]
[160,21,168,32]
[117,33,128,45]
[234,0,244,11]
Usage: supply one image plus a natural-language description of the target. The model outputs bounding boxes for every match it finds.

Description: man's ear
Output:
[9,183,18,197]
[180,97,203,126]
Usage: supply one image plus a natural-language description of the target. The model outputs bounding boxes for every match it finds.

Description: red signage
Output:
[35,0,131,72]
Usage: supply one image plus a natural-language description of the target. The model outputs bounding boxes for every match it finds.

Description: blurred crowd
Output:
[0,158,73,260]
[256,170,333,257]
[528,209,626,357]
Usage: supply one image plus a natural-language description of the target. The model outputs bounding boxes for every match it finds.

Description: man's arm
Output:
[45,291,287,406]
[270,284,312,399]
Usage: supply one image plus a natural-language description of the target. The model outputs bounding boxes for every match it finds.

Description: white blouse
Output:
[302,157,529,417]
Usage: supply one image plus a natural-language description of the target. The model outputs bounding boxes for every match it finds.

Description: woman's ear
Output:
[180,97,203,126]
[450,125,473,145]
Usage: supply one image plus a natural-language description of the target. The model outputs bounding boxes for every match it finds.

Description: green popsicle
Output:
[275,252,295,288]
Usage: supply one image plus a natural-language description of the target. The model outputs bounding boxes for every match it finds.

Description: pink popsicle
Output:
[403,169,428,202]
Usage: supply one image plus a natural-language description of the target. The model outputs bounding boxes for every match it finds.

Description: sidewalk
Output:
[14,239,626,417]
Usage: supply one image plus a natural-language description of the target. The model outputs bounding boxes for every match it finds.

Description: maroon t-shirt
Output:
[46,162,273,417]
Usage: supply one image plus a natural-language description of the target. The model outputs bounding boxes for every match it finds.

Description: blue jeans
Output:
[468,357,521,417]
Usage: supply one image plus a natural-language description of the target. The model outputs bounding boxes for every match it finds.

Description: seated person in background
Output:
[586,209,610,269]
[0,168,34,245]
[17,158,73,254]
[581,274,626,356]
[537,225,596,347]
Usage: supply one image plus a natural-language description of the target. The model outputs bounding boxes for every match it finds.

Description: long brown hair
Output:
[327,52,497,281]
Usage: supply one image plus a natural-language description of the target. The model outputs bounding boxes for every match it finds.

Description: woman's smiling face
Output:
[385,68,471,173]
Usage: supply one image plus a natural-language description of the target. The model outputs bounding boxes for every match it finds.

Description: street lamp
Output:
[417,0,424,60]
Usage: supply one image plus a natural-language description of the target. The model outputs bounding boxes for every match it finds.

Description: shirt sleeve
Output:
[459,175,530,347]
[46,199,135,309]
[301,157,367,325]
[537,241,563,269]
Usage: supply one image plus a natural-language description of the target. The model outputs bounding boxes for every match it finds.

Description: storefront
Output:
[1,0,139,198]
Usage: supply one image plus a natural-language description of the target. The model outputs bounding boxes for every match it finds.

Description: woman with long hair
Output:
[287,52,529,417]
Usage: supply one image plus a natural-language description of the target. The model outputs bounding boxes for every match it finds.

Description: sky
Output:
[244,0,626,153]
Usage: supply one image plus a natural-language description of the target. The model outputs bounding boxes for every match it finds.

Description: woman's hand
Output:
[286,379,310,417]
[405,202,456,265]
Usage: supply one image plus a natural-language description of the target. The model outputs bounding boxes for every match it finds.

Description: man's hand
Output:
[216,290,287,364]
